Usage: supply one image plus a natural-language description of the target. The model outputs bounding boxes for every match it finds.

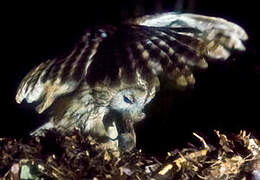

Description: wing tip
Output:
[15,95,22,104]
[15,85,25,104]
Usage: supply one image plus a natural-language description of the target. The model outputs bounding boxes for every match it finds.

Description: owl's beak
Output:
[134,112,146,122]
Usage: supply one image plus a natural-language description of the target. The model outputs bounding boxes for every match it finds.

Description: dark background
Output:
[2,0,260,154]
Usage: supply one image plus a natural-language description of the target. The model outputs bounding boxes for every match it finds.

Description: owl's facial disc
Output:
[110,88,148,122]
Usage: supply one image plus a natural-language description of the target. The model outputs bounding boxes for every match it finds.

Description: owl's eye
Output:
[123,95,134,104]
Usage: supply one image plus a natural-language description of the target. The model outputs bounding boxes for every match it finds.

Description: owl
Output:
[15,12,247,152]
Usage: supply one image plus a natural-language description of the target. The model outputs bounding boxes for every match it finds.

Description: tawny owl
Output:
[15,12,247,152]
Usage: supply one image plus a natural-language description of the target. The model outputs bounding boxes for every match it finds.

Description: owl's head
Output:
[104,87,154,151]
[110,88,149,121]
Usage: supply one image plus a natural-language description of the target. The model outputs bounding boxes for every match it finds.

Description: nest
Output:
[1,129,260,180]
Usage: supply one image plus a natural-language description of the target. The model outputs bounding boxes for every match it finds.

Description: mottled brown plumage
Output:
[16,12,247,151]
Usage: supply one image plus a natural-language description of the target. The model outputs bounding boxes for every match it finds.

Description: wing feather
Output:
[131,12,247,57]
[87,12,247,89]
[16,29,105,113]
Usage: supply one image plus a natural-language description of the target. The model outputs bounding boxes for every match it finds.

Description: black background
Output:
[2,0,260,154]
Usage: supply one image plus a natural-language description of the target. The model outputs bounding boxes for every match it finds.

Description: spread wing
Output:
[86,12,247,87]
[16,12,247,114]
[15,27,114,113]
